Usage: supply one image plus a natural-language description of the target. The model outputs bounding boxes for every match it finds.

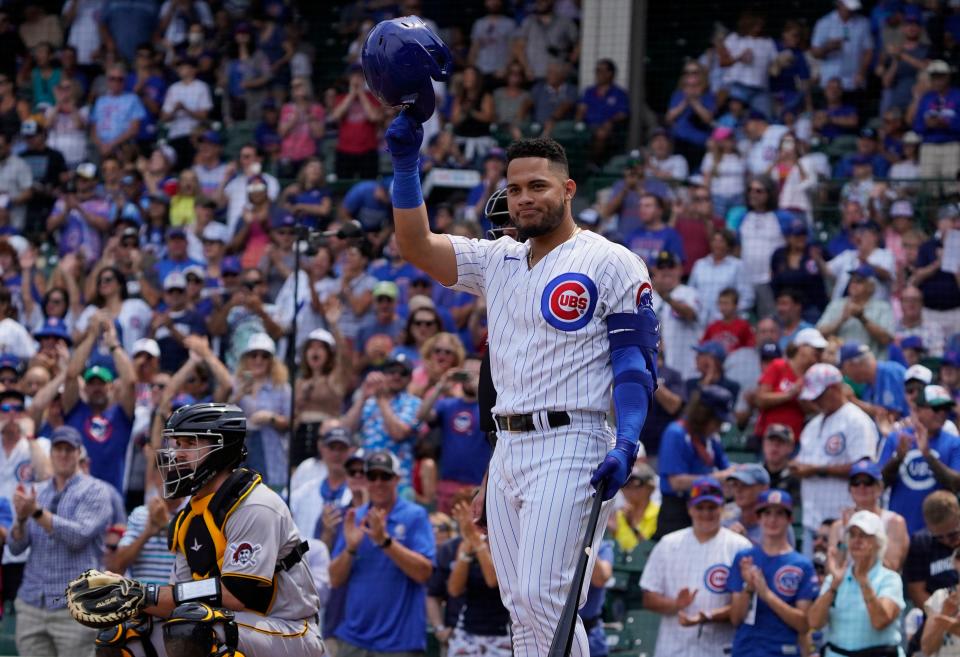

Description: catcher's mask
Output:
[95,616,158,657]
[163,603,242,657]
[484,187,517,240]
[157,403,247,499]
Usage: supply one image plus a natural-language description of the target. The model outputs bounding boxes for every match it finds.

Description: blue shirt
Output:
[668,89,717,146]
[579,84,630,127]
[862,360,909,417]
[659,421,729,498]
[821,561,904,655]
[332,498,436,652]
[90,93,147,144]
[124,73,166,141]
[435,397,491,485]
[912,89,960,144]
[343,181,391,232]
[879,428,960,534]
[8,473,114,610]
[832,152,890,179]
[154,256,204,288]
[625,225,685,266]
[101,0,159,63]
[65,402,134,495]
[826,229,855,260]
[728,547,818,657]
[369,260,420,305]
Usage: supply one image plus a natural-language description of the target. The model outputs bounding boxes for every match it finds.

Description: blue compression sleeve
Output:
[391,158,422,209]
[386,113,424,209]
[611,346,652,456]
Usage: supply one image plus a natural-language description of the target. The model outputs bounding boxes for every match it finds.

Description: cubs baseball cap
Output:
[689,477,724,506]
[270,211,296,230]
[943,351,960,368]
[693,341,726,363]
[163,271,187,291]
[756,489,793,514]
[33,317,72,345]
[785,218,808,236]
[383,354,412,374]
[890,199,914,217]
[901,335,926,352]
[760,341,782,360]
[800,363,843,400]
[322,426,354,447]
[132,338,160,359]
[242,332,276,357]
[306,328,336,349]
[848,509,885,537]
[221,256,242,275]
[699,385,735,422]
[905,364,934,385]
[746,109,768,122]
[839,342,871,365]
[849,459,882,482]
[847,264,877,281]
[373,281,399,300]
[365,449,400,477]
[763,423,795,443]
[793,328,828,349]
[83,365,115,383]
[727,463,771,487]
[918,385,955,409]
[199,130,223,145]
[0,354,22,375]
[50,425,83,449]
[166,227,187,240]
[345,448,366,469]
[202,222,230,243]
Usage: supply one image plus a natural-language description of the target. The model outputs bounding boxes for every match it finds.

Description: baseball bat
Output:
[547,480,606,657]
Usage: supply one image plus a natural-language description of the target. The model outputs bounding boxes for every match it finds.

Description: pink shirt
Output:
[280,103,324,162]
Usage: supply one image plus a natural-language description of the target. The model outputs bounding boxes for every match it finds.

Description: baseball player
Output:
[66,403,324,657]
[367,32,657,657]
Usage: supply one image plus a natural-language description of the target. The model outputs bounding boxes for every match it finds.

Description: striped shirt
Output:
[117,505,176,584]
[8,473,114,610]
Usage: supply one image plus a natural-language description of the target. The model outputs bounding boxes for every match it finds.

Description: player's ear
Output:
[564,178,576,201]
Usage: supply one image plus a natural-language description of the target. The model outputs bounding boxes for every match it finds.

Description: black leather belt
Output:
[495,411,571,433]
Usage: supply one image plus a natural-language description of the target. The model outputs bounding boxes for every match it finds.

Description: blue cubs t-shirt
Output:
[65,402,133,495]
[861,361,909,417]
[435,397,491,485]
[658,421,729,498]
[625,226,686,266]
[727,547,819,657]
[879,428,960,534]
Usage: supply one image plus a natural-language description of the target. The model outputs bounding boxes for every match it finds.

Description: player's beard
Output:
[514,196,566,240]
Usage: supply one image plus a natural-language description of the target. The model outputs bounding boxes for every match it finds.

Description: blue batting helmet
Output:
[361,16,453,123]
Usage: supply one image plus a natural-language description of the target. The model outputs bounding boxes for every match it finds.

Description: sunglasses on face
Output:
[375,296,394,303]
[166,288,185,294]
[99,276,117,285]
[412,319,436,327]
[850,477,876,487]
[186,276,202,284]
[383,367,408,377]
[121,238,139,248]
[0,403,23,413]
[248,352,271,361]
[243,281,261,290]
[151,382,167,390]
[432,347,455,358]
[347,468,365,477]
[366,471,394,482]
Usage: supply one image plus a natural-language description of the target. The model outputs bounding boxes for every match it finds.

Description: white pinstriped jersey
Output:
[446,231,652,415]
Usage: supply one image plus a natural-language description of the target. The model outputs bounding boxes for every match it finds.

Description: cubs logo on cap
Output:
[540,273,598,331]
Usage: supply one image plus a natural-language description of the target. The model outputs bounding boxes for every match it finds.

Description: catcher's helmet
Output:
[157,403,247,499]
[361,16,453,123]
[484,187,518,240]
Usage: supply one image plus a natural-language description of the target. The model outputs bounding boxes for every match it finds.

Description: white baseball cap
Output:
[307,328,336,348]
[201,222,230,243]
[838,0,861,10]
[793,328,828,350]
[242,332,276,357]
[800,363,843,400]
[848,509,884,538]
[904,364,933,385]
[890,199,914,218]
[163,271,188,291]
[132,338,160,359]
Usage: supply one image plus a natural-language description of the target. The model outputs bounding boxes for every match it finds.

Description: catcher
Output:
[66,403,324,657]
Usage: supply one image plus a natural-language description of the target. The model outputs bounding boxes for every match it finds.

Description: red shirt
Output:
[674,214,725,276]
[702,318,756,354]
[335,92,379,154]
[755,358,804,440]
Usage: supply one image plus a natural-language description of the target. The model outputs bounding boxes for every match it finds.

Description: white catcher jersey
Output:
[446,231,653,415]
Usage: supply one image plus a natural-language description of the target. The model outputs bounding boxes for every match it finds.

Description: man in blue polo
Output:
[839,341,909,422]
[61,313,135,500]
[329,450,435,656]
[880,385,960,534]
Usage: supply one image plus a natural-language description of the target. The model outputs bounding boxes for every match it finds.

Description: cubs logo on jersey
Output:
[85,415,113,444]
[773,565,804,597]
[899,449,938,491]
[540,273,598,331]
[452,410,473,434]
[14,460,32,483]
[824,433,846,457]
[636,282,653,309]
[704,563,730,593]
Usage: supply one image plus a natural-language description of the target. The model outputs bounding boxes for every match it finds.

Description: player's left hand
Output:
[590,439,635,501]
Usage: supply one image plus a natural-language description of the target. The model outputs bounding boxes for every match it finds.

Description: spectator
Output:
[355,282,404,356]
[641,476,752,657]
[395,304,444,367]
[45,79,88,168]
[898,286,947,358]
[767,134,817,220]
[690,232,754,325]
[624,194,685,273]
[580,537,615,657]
[701,289,755,354]
[513,0,579,82]
[700,127,745,220]
[813,77,859,141]
[911,60,960,188]
[19,121,66,239]
[774,288,814,351]
[728,490,817,656]
[600,153,670,237]
[811,0,874,92]
[666,61,717,168]
[877,8,930,113]
[90,64,146,160]
[753,327,825,442]
[0,132,33,234]
[451,66,495,162]
[230,332,290,489]
[912,203,960,342]
[880,385,960,535]
[834,127,892,179]
[685,341,740,402]
[281,158,332,230]
[656,385,735,537]
[792,364,878,556]
[818,267,895,358]
[808,510,904,656]
[329,450,434,655]
[824,221,895,302]
[467,0,517,83]
[921,546,960,655]
[761,424,800,503]
[151,271,208,373]
[576,58,629,164]
[330,66,383,180]
[908,491,960,613]
[827,459,910,570]
[838,342,909,421]
[723,463,782,546]
[223,22,272,121]
[770,218,828,319]
[826,198,867,260]
[608,461,659,552]
[672,183,723,277]
[334,239,377,345]
[638,347,685,463]
[530,62,577,136]
[278,76,325,176]
[9,425,113,657]
[744,112,789,176]
[291,423,357,550]
[651,251,701,380]
[737,175,789,318]
[770,20,812,118]
[890,130,922,184]
[100,0,159,65]
[718,10,777,117]
[341,178,391,233]
[104,495,178,584]
[493,62,532,142]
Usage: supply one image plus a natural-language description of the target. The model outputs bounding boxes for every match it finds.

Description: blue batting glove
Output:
[590,438,635,501]
[385,112,423,170]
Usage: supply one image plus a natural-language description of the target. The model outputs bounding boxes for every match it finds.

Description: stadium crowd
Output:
[0,0,956,656]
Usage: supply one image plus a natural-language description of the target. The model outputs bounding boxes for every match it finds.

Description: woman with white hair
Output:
[808,509,905,657]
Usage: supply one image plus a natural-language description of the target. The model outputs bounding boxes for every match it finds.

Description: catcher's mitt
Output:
[66,570,150,629]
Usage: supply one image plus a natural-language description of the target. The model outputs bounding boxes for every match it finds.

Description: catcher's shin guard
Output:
[95,616,158,657]
[162,602,245,657]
